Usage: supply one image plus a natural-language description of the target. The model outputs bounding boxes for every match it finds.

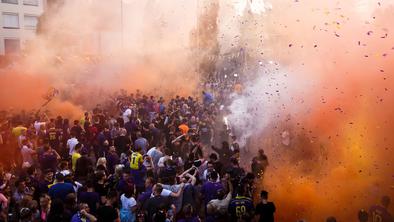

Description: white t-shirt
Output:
[34,121,46,134]
[21,145,34,165]
[147,147,163,167]
[67,138,79,155]
[208,192,232,214]
[157,155,171,168]
[120,194,137,210]
[150,189,172,198]
[122,109,132,123]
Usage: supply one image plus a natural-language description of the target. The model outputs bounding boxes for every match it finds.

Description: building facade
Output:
[0,0,45,55]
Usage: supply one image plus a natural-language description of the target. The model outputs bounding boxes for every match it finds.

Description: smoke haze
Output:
[0,0,201,118]
[227,0,394,221]
[1,0,394,220]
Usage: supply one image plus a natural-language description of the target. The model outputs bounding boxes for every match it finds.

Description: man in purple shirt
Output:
[369,196,394,222]
[201,171,223,205]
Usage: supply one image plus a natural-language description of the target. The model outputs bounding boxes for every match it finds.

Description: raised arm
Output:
[185,173,197,186]
[178,166,196,178]
[169,183,185,198]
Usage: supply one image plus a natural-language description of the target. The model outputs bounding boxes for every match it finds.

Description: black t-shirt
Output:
[143,195,171,222]
[97,205,118,222]
[40,152,58,171]
[70,125,83,138]
[94,182,108,198]
[255,202,276,222]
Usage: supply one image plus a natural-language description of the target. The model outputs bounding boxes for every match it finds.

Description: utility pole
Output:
[120,0,124,49]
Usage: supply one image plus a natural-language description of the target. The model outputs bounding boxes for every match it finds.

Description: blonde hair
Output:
[96,157,107,167]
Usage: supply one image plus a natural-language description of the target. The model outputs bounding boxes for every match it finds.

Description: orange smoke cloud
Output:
[0,0,201,118]
[247,0,394,221]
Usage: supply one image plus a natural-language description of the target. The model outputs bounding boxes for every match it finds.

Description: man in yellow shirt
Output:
[72,143,82,172]
[12,125,27,137]
[130,146,143,170]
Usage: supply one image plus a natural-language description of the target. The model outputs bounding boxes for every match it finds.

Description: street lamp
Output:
[120,0,124,49]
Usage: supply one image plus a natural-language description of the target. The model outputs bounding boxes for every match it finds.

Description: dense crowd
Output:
[0,90,274,222]
[0,89,392,222]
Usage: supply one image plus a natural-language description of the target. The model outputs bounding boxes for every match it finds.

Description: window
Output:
[4,39,20,55]
[23,0,38,6]
[24,15,38,28]
[1,0,18,4]
[2,13,19,29]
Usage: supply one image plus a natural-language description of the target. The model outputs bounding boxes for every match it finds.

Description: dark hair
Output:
[49,198,64,215]
[154,184,163,194]
[124,185,134,198]
[182,204,194,217]
[222,141,229,149]
[95,171,106,181]
[15,179,25,187]
[96,165,106,172]
[209,171,218,181]
[326,217,337,222]
[26,166,36,175]
[85,180,94,189]
[43,145,51,152]
[209,153,218,161]
[260,190,268,199]
[164,148,171,156]
[75,143,82,151]
[55,173,65,181]
[107,190,118,199]
[230,157,238,166]
[44,169,53,175]
[59,161,68,170]
[64,193,76,206]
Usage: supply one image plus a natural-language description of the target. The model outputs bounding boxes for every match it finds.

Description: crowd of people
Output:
[0,90,274,222]
[0,89,392,222]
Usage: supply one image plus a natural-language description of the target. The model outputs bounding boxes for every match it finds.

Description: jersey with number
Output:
[369,205,393,222]
[228,196,254,222]
[48,128,58,141]
[130,152,143,170]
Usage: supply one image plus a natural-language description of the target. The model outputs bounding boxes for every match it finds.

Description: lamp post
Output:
[120,0,124,49]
